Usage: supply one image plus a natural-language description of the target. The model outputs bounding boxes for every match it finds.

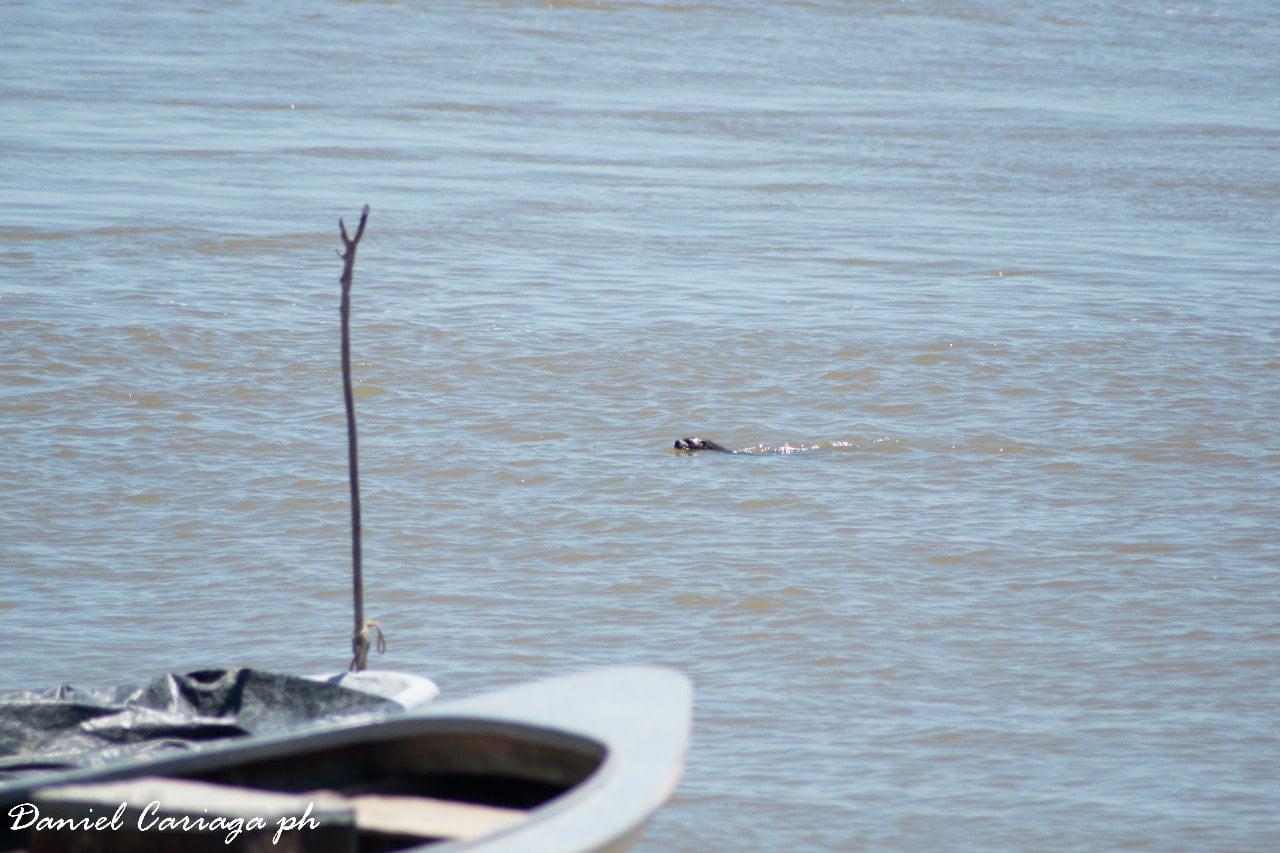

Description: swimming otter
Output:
[673,437,736,454]
[674,437,822,454]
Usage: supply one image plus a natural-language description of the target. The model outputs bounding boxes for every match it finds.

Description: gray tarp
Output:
[0,668,395,783]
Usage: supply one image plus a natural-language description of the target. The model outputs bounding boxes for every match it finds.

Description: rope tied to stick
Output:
[351,619,386,672]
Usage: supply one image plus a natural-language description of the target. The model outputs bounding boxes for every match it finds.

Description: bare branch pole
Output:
[339,205,383,671]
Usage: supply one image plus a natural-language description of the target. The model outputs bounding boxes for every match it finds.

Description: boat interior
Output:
[3,718,607,852]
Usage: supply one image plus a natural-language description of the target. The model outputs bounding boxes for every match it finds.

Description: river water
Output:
[3,1,1278,849]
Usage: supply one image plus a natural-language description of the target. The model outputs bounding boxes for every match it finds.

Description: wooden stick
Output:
[339,205,379,672]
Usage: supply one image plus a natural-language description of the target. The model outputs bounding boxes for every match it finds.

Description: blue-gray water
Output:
[3,1,1278,849]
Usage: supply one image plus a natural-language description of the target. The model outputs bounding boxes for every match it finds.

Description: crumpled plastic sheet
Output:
[0,668,395,783]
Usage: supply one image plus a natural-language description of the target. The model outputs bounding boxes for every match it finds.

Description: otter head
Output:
[674,437,734,453]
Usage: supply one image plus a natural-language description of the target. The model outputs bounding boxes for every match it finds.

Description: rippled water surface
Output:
[3,1,1279,849]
